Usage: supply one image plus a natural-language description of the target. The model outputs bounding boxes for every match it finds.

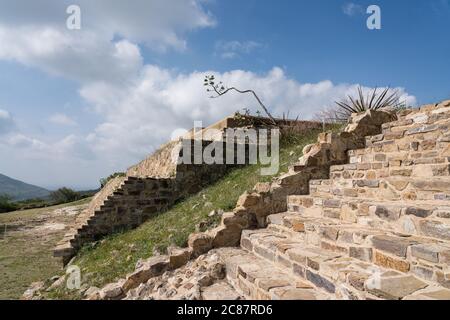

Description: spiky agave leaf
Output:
[332,86,403,122]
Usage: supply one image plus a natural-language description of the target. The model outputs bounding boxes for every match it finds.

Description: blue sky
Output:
[0,0,448,190]
[185,0,450,102]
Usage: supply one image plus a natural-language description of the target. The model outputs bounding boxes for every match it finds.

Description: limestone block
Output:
[84,287,101,300]
[302,143,315,155]
[100,280,126,300]
[419,220,450,241]
[123,256,169,292]
[253,182,271,194]
[168,247,192,269]
[237,192,262,209]
[349,247,373,262]
[201,282,241,300]
[411,244,450,263]
[404,207,432,218]
[373,250,410,273]
[271,287,320,300]
[404,288,450,300]
[371,235,416,257]
[188,233,214,257]
[365,274,427,300]
[370,205,401,221]
[306,270,336,293]
[211,225,243,248]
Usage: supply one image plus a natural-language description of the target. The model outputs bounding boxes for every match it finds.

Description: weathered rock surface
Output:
[85,101,450,300]
[124,250,242,300]
[54,116,321,263]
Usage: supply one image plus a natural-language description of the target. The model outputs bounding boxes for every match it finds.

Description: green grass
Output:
[0,197,92,300]
[44,126,343,299]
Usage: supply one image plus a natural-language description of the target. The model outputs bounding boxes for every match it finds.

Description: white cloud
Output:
[81,66,416,169]
[3,133,93,161]
[0,64,417,188]
[0,134,97,189]
[6,134,47,150]
[0,0,214,83]
[0,0,216,188]
[0,26,144,84]
[49,113,77,126]
[0,1,419,189]
[342,2,364,16]
[215,40,263,59]
[0,0,215,51]
[0,109,14,134]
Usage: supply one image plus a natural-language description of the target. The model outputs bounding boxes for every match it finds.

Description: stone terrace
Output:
[92,100,450,301]
[218,101,450,300]
[54,116,323,264]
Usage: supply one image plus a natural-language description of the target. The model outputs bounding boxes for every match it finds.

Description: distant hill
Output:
[0,173,50,201]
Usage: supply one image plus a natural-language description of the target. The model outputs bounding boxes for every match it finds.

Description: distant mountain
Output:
[0,173,50,201]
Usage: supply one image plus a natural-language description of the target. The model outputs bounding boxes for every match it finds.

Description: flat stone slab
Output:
[270,287,324,300]
[403,288,450,300]
[202,282,241,300]
[366,275,428,300]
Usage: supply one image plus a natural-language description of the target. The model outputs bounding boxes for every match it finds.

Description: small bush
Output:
[50,187,81,204]
[0,194,18,213]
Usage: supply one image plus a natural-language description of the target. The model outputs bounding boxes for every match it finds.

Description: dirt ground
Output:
[0,199,90,299]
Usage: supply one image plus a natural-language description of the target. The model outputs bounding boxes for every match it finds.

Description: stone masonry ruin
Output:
[88,100,450,301]
[54,116,323,264]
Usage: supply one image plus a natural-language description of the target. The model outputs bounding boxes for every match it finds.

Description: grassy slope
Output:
[0,198,92,299]
[45,126,342,299]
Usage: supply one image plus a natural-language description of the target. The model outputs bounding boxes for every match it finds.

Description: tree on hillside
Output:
[204,75,277,125]
[0,194,17,213]
[50,187,80,204]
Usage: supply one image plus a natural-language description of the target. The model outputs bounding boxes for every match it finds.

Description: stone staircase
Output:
[55,117,324,265]
[54,176,176,263]
[216,102,450,300]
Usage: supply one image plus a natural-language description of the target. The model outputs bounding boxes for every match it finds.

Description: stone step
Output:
[381,118,450,137]
[309,176,450,202]
[201,281,242,300]
[269,213,450,288]
[385,103,450,130]
[319,172,450,188]
[53,242,75,258]
[329,162,450,181]
[354,145,448,166]
[267,212,450,275]
[218,247,331,300]
[287,194,450,241]
[240,228,450,299]
[368,129,449,149]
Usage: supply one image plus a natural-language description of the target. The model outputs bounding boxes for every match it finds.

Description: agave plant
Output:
[332,86,405,123]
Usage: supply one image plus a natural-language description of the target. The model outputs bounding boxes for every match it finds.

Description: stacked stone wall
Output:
[92,100,450,301]
[54,139,252,263]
